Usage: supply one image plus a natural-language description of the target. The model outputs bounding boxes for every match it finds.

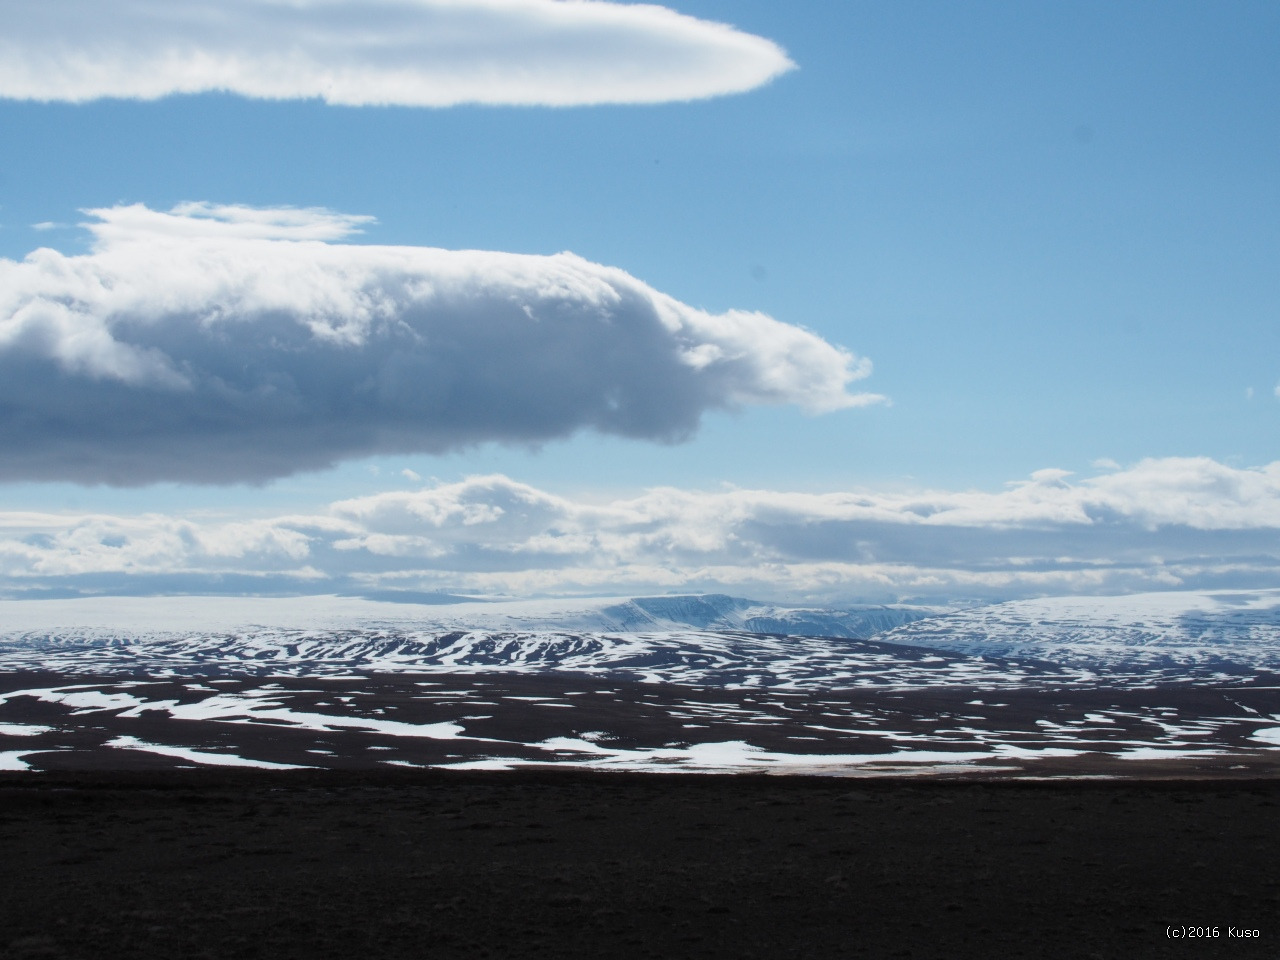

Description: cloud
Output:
[0,0,794,107]
[0,203,875,485]
[2,458,1279,602]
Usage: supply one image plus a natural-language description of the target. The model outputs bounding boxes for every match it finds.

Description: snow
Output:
[991,745,1084,759]
[0,751,34,771]
[3,589,1277,688]
[162,693,486,741]
[0,593,941,638]
[4,671,1275,774]
[508,736,1088,774]
[106,736,310,769]
[0,625,1088,690]
[2,588,1279,776]
[874,588,1280,678]
[1114,747,1226,761]
[1,684,498,743]
[436,744,1045,776]
[0,723,52,736]
[0,687,167,716]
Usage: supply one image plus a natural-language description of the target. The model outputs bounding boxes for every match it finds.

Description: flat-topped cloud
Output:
[0,0,794,106]
[2,458,1277,602]
[0,203,876,485]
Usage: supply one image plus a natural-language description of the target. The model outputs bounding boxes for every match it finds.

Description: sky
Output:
[0,0,1277,604]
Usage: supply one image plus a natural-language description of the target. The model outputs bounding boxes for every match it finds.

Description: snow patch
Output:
[0,751,34,771]
[106,736,310,769]
[0,723,53,736]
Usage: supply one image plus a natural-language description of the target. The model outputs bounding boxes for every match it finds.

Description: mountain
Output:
[588,595,937,638]
[0,592,940,643]
[4,589,1279,688]
[0,592,1060,689]
[0,625,1092,689]
[5,590,1280,777]
[871,589,1280,679]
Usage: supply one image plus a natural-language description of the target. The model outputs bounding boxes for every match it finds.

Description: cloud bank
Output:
[0,0,794,106]
[0,203,874,484]
[3,458,1279,603]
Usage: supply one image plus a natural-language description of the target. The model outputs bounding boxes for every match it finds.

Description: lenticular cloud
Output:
[0,0,794,106]
[0,203,877,485]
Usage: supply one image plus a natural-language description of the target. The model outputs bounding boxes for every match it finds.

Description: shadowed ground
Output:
[0,769,1276,960]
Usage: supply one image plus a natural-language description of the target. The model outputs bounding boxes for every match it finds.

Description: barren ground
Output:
[1,769,1277,960]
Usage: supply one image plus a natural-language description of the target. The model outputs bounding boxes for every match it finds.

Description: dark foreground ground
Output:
[1,770,1276,960]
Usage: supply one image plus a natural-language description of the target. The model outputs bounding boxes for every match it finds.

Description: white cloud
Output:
[0,203,875,484]
[2,457,1279,602]
[0,0,794,107]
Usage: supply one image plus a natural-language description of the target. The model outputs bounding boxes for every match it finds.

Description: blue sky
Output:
[1,0,1277,603]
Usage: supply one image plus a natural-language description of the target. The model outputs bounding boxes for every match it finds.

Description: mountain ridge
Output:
[875,589,1280,674]
[2,589,1279,686]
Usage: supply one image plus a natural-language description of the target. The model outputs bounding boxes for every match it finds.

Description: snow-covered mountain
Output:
[0,592,978,688]
[577,594,937,638]
[873,590,1280,678]
[0,593,939,639]
[0,625,1089,689]
[3,589,1279,687]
